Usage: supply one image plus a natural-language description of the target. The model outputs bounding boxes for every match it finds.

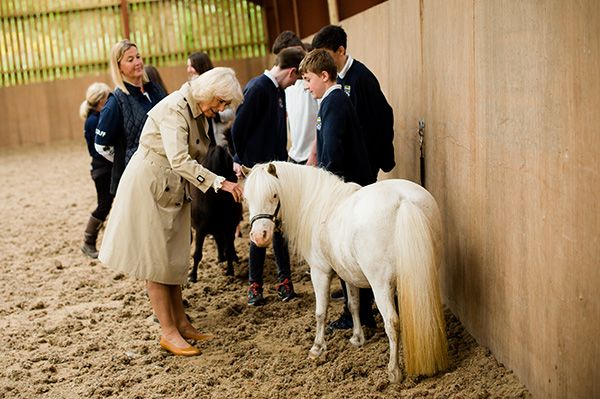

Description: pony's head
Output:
[243,163,281,247]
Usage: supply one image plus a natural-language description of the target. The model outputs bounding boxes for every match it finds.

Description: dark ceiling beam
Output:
[247,0,387,50]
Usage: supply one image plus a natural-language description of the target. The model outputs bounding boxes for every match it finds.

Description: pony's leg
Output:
[371,286,402,383]
[346,283,365,347]
[214,232,226,262]
[189,232,206,283]
[224,233,236,276]
[308,267,332,359]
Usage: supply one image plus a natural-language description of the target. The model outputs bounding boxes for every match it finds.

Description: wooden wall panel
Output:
[385,0,423,183]
[335,2,416,181]
[421,0,480,324]
[340,1,599,398]
[470,2,600,397]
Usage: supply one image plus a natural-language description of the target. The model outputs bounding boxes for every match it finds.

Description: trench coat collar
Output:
[181,82,202,119]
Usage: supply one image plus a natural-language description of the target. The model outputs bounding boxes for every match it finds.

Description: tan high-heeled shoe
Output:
[181,330,215,342]
[159,337,201,356]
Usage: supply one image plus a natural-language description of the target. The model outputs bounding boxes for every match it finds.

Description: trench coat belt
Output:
[138,146,171,168]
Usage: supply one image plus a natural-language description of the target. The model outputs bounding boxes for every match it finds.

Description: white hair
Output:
[189,67,243,109]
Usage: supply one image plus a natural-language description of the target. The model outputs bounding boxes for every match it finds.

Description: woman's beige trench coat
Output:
[99,82,219,284]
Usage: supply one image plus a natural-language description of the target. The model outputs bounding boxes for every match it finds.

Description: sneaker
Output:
[247,282,265,306]
[326,313,353,334]
[330,289,344,302]
[277,278,297,302]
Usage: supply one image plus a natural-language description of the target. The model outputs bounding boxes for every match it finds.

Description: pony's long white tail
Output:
[395,200,449,376]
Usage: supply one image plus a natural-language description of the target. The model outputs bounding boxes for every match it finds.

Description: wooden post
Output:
[120,0,130,39]
[327,0,339,24]
[272,0,281,38]
[292,0,300,36]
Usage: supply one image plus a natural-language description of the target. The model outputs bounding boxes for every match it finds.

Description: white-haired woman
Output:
[99,67,244,356]
[79,82,112,258]
[95,39,167,195]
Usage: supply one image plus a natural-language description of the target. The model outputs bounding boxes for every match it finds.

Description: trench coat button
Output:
[165,186,170,192]
[196,139,200,144]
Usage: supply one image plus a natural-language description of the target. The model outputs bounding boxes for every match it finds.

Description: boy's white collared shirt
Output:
[317,84,342,106]
[338,54,354,79]
[263,70,279,88]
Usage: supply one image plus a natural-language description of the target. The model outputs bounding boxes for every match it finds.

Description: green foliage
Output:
[0,0,268,87]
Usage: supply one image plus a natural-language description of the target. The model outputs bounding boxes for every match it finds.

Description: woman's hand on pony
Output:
[220,180,243,202]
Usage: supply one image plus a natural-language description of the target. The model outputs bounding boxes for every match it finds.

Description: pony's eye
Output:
[273,193,278,199]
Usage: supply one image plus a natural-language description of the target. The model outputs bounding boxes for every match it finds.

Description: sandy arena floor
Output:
[0,142,530,398]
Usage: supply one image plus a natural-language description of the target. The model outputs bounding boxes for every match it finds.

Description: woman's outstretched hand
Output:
[220,180,243,202]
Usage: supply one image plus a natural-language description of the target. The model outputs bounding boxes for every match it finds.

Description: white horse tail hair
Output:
[395,199,449,376]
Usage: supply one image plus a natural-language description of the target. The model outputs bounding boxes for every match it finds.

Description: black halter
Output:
[249,201,281,228]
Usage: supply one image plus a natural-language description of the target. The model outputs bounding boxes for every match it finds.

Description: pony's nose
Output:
[250,229,272,248]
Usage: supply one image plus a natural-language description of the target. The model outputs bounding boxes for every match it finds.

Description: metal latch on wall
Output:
[418,119,426,187]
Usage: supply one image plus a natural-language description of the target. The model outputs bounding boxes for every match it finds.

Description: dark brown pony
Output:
[189,144,242,281]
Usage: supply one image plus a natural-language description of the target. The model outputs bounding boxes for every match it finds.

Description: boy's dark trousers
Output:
[338,278,376,327]
[248,230,291,285]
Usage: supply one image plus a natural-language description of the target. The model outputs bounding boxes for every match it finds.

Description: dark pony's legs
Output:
[189,230,206,283]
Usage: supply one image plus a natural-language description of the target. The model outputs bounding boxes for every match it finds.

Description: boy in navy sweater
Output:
[311,24,395,181]
[299,49,377,331]
[299,49,373,186]
[231,47,305,306]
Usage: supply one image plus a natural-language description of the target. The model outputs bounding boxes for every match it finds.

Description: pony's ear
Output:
[267,163,278,178]
[240,164,251,177]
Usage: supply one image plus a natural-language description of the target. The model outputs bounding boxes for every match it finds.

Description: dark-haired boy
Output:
[311,24,395,180]
[231,46,305,306]
[271,31,319,165]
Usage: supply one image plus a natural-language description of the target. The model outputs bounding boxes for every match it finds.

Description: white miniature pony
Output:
[243,162,448,383]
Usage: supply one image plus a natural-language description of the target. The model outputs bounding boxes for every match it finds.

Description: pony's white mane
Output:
[245,162,359,258]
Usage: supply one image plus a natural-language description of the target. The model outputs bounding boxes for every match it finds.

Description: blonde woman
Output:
[94,39,166,195]
[99,67,244,356]
[79,82,112,258]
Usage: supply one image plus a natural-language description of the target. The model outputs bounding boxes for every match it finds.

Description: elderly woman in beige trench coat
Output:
[99,67,244,356]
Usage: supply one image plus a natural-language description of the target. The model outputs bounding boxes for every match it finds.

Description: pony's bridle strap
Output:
[250,201,281,227]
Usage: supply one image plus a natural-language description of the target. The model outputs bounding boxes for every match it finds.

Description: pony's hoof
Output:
[349,335,365,347]
[308,347,324,359]
[388,368,403,384]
